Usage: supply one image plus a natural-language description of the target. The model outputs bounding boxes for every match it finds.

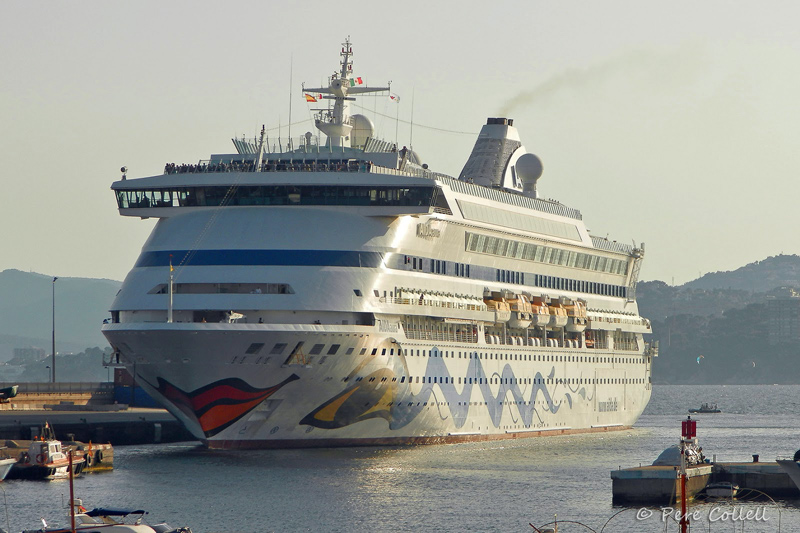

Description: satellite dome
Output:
[515,152,543,196]
[351,114,375,149]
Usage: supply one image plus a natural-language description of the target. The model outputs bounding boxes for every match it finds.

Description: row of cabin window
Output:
[401,254,627,298]
[404,349,646,365]
[346,375,647,385]
[532,274,626,298]
[465,232,628,275]
[497,269,523,284]
[253,342,647,366]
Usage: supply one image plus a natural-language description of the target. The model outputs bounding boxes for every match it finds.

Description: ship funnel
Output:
[459,118,521,188]
[458,118,542,196]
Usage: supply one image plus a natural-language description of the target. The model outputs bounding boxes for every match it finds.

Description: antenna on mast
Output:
[410,88,415,150]
[288,54,293,151]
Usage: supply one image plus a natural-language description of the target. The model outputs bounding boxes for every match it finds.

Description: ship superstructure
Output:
[103,39,656,449]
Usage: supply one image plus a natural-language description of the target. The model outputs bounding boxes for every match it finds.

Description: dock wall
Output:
[612,462,800,504]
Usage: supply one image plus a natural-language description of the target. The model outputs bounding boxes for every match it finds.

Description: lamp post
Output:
[51,276,58,383]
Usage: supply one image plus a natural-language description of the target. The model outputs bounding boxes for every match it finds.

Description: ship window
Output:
[381,348,386,355]
[353,289,362,297]
[310,344,324,355]
[270,343,287,355]
[327,344,340,355]
[371,348,377,355]
[373,290,380,297]
[245,343,265,355]
[359,348,366,355]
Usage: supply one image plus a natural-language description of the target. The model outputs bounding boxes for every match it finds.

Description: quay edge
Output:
[611,462,800,504]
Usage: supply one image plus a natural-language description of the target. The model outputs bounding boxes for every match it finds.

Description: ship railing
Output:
[585,338,609,349]
[379,296,487,312]
[590,235,635,254]
[588,315,650,328]
[164,158,375,175]
[613,340,640,351]
[404,329,477,343]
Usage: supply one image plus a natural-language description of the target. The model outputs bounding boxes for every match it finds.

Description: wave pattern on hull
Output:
[302,347,593,431]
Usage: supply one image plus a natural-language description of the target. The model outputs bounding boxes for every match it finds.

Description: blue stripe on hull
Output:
[135,249,385,268]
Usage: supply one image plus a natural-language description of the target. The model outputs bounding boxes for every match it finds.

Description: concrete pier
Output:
[0,382,195,445]
[611,462,800,504]
[611,464,713,504]
[0,409,195,445]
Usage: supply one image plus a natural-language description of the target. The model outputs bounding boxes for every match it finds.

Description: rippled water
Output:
[2,385,798,532]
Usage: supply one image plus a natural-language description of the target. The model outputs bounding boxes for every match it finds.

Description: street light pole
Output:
[52,276,58,383]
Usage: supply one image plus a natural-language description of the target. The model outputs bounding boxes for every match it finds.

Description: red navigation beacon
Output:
[682,416,697,439]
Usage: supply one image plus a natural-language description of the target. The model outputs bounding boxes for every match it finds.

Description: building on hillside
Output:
[9,347,46,365]
[766,288,800,345]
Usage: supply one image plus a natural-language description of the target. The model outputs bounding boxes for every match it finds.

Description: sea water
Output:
[2,385,798,532]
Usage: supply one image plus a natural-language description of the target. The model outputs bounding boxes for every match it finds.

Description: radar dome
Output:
[516,152,543,196]
[351,114,375,149]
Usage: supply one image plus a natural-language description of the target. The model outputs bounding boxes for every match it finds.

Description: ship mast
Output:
[303,37,389,148]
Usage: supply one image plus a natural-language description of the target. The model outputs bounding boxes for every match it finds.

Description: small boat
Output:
[29,506,193,533]
[7,423,85,480]
[17,453,191,533]
[704,481,739,498]
[688,403,721,414]
[0,456,16,481]
[0,385,18,403]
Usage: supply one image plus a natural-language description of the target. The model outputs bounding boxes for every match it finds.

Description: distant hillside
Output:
[0,270,121,361]
[636,255,800,384]
[638,255,800,321]
[685,254,800,292]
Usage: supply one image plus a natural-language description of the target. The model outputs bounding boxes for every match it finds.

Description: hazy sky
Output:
[4,1,800,285]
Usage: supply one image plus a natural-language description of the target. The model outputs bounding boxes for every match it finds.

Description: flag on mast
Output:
[304,94,318,102]
[389,93,400,102]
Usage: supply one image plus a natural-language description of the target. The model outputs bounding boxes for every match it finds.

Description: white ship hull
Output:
[104,322,651,448]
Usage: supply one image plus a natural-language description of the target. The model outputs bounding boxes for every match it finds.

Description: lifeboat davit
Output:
[564,298,588,333]
[483,290,511,324]
[507,293,533,329]
[547,298,568,328]
[530,296,551,327]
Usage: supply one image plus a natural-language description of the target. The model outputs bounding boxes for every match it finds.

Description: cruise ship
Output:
[102,39,656,449]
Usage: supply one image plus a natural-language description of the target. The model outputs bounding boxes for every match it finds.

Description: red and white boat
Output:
[8,424,85,480]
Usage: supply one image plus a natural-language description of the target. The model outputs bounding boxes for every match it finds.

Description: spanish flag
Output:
[305,94,317,102]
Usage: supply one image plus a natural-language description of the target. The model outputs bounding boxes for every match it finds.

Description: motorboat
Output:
[704,481,738,499]
[23,506,193,533]
[7,423,85,480]
[688,403,720,414]
[0,456,16,481]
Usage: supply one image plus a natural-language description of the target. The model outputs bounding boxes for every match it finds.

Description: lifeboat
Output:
[530,295,551,327]
[547,298,568,328]
[564,298,588,333]
[483,290,511,324]
[506,293,533,329]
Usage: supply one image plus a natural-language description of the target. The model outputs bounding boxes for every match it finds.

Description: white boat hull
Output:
[104,322,652,448]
